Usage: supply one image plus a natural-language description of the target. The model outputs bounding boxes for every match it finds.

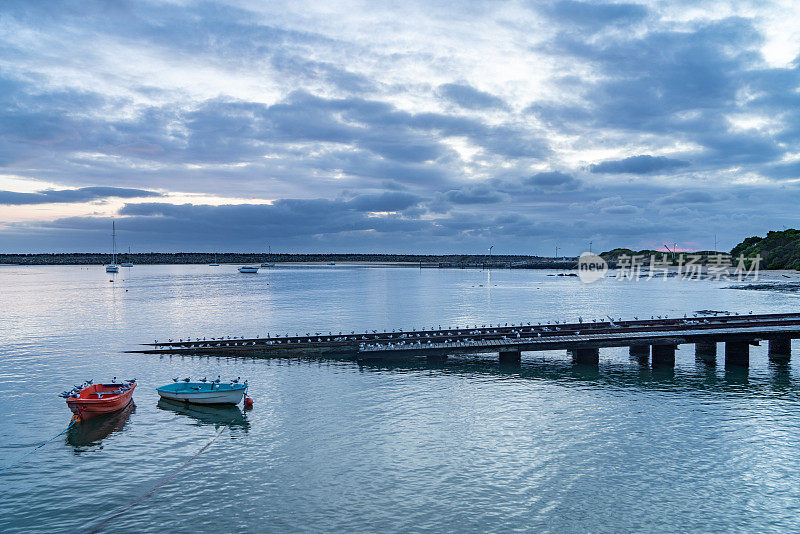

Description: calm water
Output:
[1,264,800,533]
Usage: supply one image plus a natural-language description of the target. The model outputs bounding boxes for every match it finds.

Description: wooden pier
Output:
[131,312,800,367]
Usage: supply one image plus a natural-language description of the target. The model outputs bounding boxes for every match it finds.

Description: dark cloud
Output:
[437,83,508,110]
[539,1,648,31]
[525,171,581,189]
[0,186,162,205]
[344,192,422,212]
[271,55,375,93]
[530,16,793,169]
[600,204,639,215]
[2,1,799,254]
[112,200,428,240]
[588,155,690,174]
[442,184,504,205]
[764,161,800,180]
[659,191,715,204]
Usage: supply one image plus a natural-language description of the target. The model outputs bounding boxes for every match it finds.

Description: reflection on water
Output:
[354,356,797,397]
[157,398,250,431]
[65,401,135,451]
[3,265,800,533]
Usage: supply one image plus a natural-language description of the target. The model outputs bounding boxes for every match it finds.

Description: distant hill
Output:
[731,229,800,270]
[600,248,661,262]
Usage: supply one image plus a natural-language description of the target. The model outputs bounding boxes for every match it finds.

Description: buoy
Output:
[244,397,254,409]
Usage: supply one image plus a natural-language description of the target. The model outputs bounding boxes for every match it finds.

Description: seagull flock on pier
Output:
[148,311,756,353]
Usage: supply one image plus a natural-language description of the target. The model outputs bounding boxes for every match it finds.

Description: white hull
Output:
[238,266,259,273]
[106,265,119,273]
[157,388,245,405]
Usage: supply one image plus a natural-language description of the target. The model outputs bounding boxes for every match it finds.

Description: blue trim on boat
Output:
[156,382,247,394]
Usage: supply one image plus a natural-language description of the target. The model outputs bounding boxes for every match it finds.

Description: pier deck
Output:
[132,312,800,367]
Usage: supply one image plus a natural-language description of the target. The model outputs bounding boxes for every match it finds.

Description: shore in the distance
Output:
[0,252,578,269]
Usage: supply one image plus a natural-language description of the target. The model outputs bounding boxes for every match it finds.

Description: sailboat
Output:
[209,253,219,267]
[106,222,119,273]
[121,246,133,267]
[261,245,275,268]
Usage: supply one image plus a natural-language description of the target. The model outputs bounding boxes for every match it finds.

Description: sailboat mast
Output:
[112,221,117,264]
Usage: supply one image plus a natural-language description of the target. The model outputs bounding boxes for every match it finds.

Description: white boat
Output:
[210,253,219,266]
[105,221,119,272]
[156,381,247,405]
[238,265,259,273]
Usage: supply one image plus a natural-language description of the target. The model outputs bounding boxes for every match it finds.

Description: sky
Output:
[1,0,799,254]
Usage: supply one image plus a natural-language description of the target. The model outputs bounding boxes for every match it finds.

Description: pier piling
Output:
[629,344,650,365]
[768,336,792,361]
[651,344,677,367]
[570,347,599,365]
[695,341,717,363]
[725,340,750,367]
[498,348,522,363]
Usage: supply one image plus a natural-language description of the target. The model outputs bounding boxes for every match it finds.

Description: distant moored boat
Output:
[261,244,275,267]
[121,246,133,267]
[238,265,259,273]
[105,221,119,273]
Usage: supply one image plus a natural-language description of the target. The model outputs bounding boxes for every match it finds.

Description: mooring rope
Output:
[0,419,77,474]
[85,420,234,534]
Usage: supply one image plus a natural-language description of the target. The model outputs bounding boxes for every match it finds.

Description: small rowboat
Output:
[61,380,136,421]
[156,380,247,405]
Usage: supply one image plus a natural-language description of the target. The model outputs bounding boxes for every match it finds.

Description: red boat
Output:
[63,380,136,421]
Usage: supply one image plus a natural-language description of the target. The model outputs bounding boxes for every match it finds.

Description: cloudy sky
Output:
[1,0,799,254]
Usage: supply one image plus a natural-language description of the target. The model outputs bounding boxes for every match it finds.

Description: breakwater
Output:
[0,252,578,268]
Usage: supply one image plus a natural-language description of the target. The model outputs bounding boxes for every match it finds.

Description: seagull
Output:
[182,377,191,382]
[232,377,240,383]
[199,377,208,382]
